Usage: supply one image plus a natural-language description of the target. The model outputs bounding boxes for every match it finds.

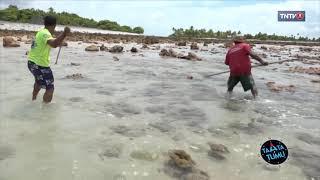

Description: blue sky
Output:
[0,0,319,38]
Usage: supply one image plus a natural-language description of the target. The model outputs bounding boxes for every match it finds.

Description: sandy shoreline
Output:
[0,21,319,46]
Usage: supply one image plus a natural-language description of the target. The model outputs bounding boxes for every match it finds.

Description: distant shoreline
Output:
[0,21,319,47]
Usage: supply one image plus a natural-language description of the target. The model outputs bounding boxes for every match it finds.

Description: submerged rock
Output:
[190,42,199,50]
[113,56,120,61]
[109,45,123,53]
[99,144,123,159]
[208,142,230,153]
[65,73,84,80]
[181,52,202,61]
[168,150,195,169]
[260,46,268,50]
[110,125,145,137]
[3,36,20,47]
[149,122,174,132]
[159,49,201,61]
[311,79,320,83]
[176,41,187,46]
[70,62,80,66]
[85,45,99,51]
[130,47,138,53]
[163,149,209,180]
[141,44,149,49]
[288,66,320,75]
[130,150,159,161]
[266,81,295,92]
[207,142,229,160]
[100,44,107,51]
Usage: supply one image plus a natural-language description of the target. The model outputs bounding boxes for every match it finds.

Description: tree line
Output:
[170,26,320,42]
[0,5,144,34]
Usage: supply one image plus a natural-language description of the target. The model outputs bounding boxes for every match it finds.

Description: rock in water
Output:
[261,46,268,50]
[3,36,20,47]
[109,45,123,53]
[100,44,107,51]
[85,45,99,51]
[164,149,210,180]
[265,82,296,92]
[190,42,199,50]
[208,142,230,153]
[159,49,170,56]
[207,142,229,160]
[149,122,174,132]
[130,150,159,161]
[182,52,202,61]
[130,47,138,53]
[65,73,84,80]
[176,41,187,46]
[70,62,80,66]
[168,150,195,169]
[99,144,123,159]
[113,56,120,61]
[141,44,149,49]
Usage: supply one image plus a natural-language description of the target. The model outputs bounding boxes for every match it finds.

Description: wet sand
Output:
[0,35,320,180]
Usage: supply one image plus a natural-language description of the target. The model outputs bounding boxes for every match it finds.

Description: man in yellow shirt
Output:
[28,16,70,103]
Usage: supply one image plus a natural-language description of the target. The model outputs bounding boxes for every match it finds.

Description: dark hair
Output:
[44,16,56,26]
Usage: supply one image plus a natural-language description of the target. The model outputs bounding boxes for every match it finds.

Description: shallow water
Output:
[0,40,320,180]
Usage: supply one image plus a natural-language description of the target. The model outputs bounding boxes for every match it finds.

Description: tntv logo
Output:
[278,11,305,21]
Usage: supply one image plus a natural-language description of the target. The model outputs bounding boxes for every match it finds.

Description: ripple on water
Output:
[291,148,320,179]
[110,125,146,137]
[164,104,207,124]
[295,132,320,145]
[104,101,141,118]
[0,145,15,161]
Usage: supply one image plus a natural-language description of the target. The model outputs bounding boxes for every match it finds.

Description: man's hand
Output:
[63,26,71,36]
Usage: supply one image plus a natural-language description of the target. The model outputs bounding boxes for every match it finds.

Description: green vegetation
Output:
[0,5,144,34]
[170,26,320,42]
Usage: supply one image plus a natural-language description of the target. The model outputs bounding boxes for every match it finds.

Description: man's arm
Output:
[249,50,268,65]
[47,27,70,48]
[225,53,230,65]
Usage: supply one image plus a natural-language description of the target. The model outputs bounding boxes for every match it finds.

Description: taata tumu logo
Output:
[278,11,305,21]
[260,139,288,165]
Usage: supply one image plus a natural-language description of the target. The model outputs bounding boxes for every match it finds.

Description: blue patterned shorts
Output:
[28,61,54,90]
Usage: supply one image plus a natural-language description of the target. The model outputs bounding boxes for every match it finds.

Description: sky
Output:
[0,0,319,38]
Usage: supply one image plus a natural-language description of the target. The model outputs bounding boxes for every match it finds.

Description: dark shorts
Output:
[227,74,256,92]
[28,61,54,90]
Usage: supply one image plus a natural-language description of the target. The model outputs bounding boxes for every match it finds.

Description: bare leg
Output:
[251,88,258,99]
[32,82,41,100]
[43,89,54,103]
[228,90,233,96]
